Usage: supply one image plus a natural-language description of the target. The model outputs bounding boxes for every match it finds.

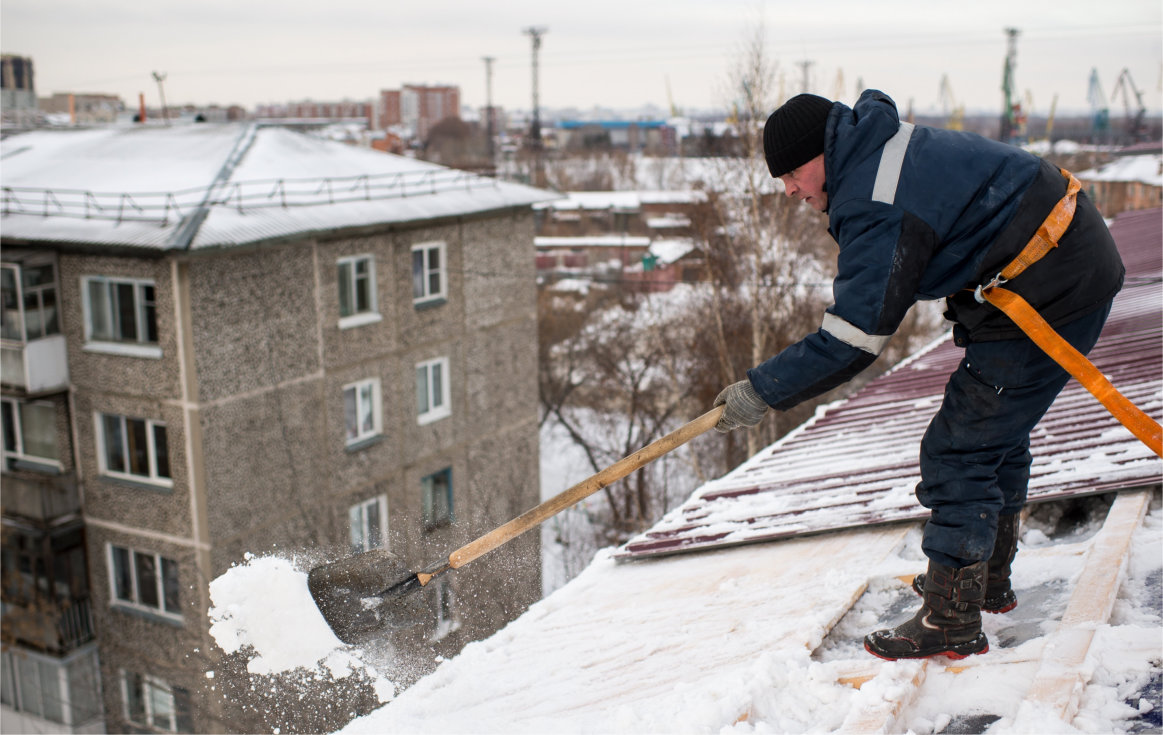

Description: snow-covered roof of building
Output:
[1075,153,1163,186]
[535,190,706,211]
[0,123,558,251]
[330,207,1162,734]
[535,235,652,249]
[648,237,696,264]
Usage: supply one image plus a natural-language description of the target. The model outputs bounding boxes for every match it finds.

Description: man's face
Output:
[778,154,827,211]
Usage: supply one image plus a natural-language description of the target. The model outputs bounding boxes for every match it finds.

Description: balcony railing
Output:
[0,597,94,655]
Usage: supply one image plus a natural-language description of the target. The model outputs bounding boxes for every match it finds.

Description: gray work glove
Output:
[713,380,769,433]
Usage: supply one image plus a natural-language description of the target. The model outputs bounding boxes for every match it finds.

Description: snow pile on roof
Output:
[649,238,696,264]
[334,501,1161,734]
[1076,154,1163,186]
[0,123,558,251]
[535,235,652,248]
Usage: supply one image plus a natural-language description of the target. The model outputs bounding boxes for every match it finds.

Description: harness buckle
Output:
[974,273,1008,304]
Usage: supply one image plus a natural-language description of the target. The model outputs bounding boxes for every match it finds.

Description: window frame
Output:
[415,356,451,425]
[1,397,62,472]
[411,241,447,306]
[337,254,382,329]
[342,378,382,447]
[421,468,453,531]
[80,275,161,359]
[94,412,172,487]
[1,259,60,343]
[348,494,389,554]
[120,670,190,733]
[107,544,181,620]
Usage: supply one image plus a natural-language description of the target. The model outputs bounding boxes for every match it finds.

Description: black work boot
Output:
[865,560,989,660]
[912,513,1020,614]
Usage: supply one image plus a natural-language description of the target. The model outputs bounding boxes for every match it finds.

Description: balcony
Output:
[0,597,94,654]
[0,471,80,522]
[1,334,68,395]
[1,523,92,656]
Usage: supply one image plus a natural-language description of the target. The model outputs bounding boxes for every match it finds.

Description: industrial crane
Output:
[1111,68,1148,141]
[939,74,965,131]
[999,28,1021,143]
[1087,68,1110,141]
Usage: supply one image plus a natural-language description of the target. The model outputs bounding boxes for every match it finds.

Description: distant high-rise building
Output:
[1,54,38,125]
[380,85,460,140]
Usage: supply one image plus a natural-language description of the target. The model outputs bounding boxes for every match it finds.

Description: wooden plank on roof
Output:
[1018,488,1152,723]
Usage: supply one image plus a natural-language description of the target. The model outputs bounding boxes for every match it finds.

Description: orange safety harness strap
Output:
[974,169,1163,458]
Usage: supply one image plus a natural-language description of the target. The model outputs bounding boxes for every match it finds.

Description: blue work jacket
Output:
[748,90,1123,410]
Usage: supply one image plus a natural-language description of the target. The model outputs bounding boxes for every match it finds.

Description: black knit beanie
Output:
[763,94,834,177]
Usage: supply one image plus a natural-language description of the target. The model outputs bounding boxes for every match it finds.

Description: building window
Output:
[82,275,159,356]
[343,379,382,446]
[421,468,453,531]
[349,495,388,554]
[415,357,450,425]
[121,671,192,733]
[1,398,60,471]
[1,261,60,342]
[108,545,181,618]
[337,255,380,328]
[411,241,446,305]
[96,412,171,486]
[1,648,102,728]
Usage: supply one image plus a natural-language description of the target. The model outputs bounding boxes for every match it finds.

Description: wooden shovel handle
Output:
[447,405,725,570]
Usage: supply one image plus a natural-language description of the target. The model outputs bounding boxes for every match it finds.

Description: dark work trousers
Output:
[916,299,1114,568]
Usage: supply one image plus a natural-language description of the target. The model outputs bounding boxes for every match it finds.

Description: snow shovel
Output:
[308,405,724,643]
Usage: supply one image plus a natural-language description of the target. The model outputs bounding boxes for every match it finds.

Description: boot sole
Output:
[863,639,990,662]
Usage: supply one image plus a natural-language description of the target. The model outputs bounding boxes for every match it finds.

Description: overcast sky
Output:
[2,0,1159,119]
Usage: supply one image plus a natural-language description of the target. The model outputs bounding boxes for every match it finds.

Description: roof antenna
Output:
[152,71,170,126]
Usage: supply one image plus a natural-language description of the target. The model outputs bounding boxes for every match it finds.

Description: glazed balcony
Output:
[0,334,68,394]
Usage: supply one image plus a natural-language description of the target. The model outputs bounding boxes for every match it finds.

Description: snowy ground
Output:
[538,408,708,596]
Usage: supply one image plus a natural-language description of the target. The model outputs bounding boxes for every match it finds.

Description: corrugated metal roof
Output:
[619,207,1163,560]
[0,123,558,251]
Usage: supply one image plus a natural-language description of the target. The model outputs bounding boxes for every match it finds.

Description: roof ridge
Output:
[166,122,260,250]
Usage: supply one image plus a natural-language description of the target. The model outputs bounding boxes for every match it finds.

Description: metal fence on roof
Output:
[1,168,502,226]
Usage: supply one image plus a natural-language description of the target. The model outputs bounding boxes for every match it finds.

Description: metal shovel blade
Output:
[307,548,425,644]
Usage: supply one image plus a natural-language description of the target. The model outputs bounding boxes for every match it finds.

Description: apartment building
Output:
[380,85,461,140]
[254,99,374,123]
[1,54,39,126]
[0,123,553,732]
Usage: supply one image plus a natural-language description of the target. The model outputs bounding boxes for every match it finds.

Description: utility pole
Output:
[523,26,547,146]
[482,56,496,172]
[152,71,170,126]
[796,60,814,94]
[523,26,547,186]
[999,28,1019,143]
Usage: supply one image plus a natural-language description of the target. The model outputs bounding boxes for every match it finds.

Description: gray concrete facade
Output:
[6,207,541,732]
